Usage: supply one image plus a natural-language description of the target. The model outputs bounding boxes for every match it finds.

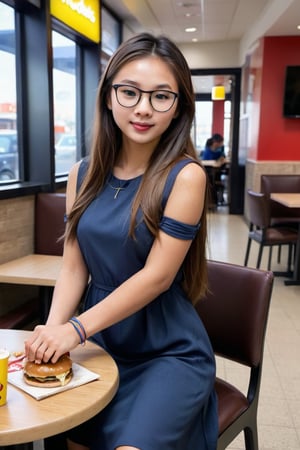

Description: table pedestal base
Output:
[44,433,67,450]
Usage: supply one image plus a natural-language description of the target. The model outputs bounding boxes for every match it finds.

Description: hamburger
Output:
[23,353,73,388]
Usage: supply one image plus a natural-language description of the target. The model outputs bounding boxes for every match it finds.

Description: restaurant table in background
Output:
[0,254,62,323]
[271,193,300,286]
[201,159,230,207]
[201,158,230,168]
[0,329,119,449]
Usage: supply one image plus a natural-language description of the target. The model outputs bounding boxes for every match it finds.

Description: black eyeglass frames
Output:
[112,84,178,112]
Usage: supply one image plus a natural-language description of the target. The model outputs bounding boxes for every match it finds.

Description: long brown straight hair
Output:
[65,33,209,304]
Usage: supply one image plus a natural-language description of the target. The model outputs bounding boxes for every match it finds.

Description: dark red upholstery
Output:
[261,174,300,226]
[34,193,66,255]
[196,260,274,450]
[0,298,38,329]
[215,378,249,433]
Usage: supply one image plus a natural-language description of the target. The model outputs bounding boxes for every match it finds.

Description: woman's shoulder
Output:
[66,158,88,204]
[68,157,90,192]
[174,158,206,188]
[162,157,204,208]
[65,161,81,211]
[171,157,204,180]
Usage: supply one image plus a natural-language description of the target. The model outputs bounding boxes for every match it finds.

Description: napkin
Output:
[8,362,100,400]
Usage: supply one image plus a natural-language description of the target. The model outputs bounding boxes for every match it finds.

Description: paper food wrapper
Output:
[8,360,100,400]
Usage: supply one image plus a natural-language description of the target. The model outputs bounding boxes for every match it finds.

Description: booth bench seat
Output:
[0,192,66,329]
[0,298,39,329]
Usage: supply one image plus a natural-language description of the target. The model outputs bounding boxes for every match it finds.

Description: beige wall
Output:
[178,40,240,69]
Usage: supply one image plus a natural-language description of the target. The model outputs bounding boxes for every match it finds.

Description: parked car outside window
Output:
[0,130,19,182]
[55,133,77,174]
[0,131,78,181]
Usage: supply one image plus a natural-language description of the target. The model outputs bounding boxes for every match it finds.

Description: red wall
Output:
[212,100,224,136]
[242,36,300,161]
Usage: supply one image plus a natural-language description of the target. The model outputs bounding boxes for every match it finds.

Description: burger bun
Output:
[23,353,73,388]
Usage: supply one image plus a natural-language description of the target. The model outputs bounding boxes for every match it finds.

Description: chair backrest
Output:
[34,193,66,256]
[196,260,273,368]
[246,190,270,230]
[261,174,300,220]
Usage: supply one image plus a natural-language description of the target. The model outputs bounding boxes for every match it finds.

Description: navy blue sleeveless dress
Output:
[68,158,218,450]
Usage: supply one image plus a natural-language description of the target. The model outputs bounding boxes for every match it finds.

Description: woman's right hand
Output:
[24,322,81,364]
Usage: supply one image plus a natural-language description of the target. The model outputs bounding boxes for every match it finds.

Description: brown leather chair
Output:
[196,260,274,450]
[260,175,300,264]
[34,192,66,255]
[261,174,300,226]
[244,190,298,272]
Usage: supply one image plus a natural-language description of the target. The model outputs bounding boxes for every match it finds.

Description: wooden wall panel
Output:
[0,196,35,264]
[0,196,36,316]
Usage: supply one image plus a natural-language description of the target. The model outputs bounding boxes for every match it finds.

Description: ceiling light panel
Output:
[174,0,202,17]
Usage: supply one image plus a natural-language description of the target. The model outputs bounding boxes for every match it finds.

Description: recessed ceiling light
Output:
[192,38,198,42]
[185,27,197,33]
[185,12,201,17]
[297,25,300,30]
[177,2,198,7]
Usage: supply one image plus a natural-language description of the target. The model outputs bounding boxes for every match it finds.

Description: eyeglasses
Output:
[112,84,178,113]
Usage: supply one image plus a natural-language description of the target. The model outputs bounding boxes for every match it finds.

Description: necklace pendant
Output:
[108,179,127,199]
[114,187,122,199]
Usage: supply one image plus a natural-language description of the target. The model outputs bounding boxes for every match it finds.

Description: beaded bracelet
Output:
[68,317,87,346]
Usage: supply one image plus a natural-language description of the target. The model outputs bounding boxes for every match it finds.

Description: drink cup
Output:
[0,349,9,406]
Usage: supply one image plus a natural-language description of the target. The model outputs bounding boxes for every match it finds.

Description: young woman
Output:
[25,33,218,450]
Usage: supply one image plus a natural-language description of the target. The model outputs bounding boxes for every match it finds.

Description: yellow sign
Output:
[50,0,100,43]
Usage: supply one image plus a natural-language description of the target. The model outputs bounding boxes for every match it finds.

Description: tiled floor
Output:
[208,207,300,450]
[35,207,300,450]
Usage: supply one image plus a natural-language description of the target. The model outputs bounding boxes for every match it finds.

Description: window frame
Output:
[0,0,109,200]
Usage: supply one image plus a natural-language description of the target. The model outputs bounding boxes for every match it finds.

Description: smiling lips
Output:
[131,122,153,132]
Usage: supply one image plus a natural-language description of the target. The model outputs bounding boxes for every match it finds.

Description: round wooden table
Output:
[0,329,119,446]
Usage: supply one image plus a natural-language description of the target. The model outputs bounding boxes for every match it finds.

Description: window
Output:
[0,3,119,196]
[192,101,213,157]
[224,100,231,157]
[0,2,19,182]
[52,31,77,175]
[192,99,232,158]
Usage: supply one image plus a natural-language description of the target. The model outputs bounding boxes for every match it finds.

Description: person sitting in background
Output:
[202,134,226,206]
[202,133,225,162]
